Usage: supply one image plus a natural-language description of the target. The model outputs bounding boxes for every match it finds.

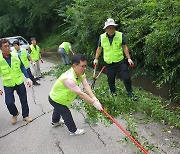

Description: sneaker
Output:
[128,92,138,101]
[51,118,64,127]
[11,112,19,125]
[23,117,33,123]
[70,129,85,136]
[33,82,41,86]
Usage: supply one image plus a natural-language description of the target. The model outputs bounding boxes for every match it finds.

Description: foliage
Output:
[1,0,179,100]
[57,0,180,100]
[0,0,72,40]
[48,64,180,129]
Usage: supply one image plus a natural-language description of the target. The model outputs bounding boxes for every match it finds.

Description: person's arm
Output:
[122,44,134,67]
[122,45,131,59]
[19,60,29,78]
[64,79,95,105]
[122,33,134,67]
[28,47,31,54]
[64,79,103,111]
[82,77,96,98]
[27,52,34,63]
[19,59,32,87]
[95,46,102,60]
[69,45,74,55]
[95,36,103,60]
[38,48,43,63]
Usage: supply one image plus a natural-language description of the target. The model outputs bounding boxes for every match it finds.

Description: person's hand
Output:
[31,62,36,66]
[93,99,103,111]
[40,59,44,63]
[128,58,134,67]
[93,59,98,65]
[26,78,32,87]
[0,89,3,96]
[92,97,98,102]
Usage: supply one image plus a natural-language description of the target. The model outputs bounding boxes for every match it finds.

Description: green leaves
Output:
[56,0,180,100]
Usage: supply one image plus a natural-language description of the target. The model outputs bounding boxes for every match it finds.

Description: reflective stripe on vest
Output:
[30,44,40,61]
[0,53,24,87]
[59,42,70,54]
[49,68,85,107]
[101,31,124,64]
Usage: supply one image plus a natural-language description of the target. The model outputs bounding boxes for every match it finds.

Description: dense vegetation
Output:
[0,0,179,100]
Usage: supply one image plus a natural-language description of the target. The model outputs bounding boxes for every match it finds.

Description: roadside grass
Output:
[45,62,180,152]
[45,63,179,128]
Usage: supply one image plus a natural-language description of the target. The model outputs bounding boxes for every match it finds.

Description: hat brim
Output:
[103,24,118,29]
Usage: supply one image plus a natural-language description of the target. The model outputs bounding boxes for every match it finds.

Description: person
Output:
[49,53,102,135]
[93,18,136,99]
[13,40,40,86]
[29,37,43,80]
[0,39,33,124]
[58,42,74,65]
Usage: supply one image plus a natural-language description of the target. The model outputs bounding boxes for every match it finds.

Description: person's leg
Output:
[15,83,30,118]
[64,53,70,65]
[36,60,41,78]
[106,65,117,93]
[118,61,132,93]
[49,96,77,132]
[26,68,38,84]
[59,48,66,65]
[4,86,18,116]
[31,62,38,78]
[52,108,61,123]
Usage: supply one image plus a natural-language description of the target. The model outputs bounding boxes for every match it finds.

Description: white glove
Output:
[93,59,98,65]
[26,78,32,87]
[93,99,103,111]
[92,97,98,101]
[128,58,134,67]
[32,62,36,66]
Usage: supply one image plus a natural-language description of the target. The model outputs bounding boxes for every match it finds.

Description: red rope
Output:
[102,109,149,154]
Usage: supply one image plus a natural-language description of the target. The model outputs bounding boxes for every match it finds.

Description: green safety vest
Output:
[49,68,85,107]
[13,49,30,69]
[0,52,24,87]
[101,31,124,64]
[59,42,70,54]
[30,44,40,61]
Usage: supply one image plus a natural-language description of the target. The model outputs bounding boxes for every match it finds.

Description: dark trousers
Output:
[48,96,77,133]
[4,83,29,118]
[106,60,132,93]
[26,68,36,84]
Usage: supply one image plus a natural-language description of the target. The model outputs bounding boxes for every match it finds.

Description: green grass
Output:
[46,64,180,128]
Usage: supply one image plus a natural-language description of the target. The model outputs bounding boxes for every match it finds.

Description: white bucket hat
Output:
[103,18,118,29]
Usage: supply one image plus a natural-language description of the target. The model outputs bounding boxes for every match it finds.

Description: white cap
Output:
[103,18,118,29]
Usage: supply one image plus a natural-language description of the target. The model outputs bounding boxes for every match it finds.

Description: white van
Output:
[1,36,30,51]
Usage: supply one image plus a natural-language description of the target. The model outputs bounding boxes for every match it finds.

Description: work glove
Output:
[93,59,98,65]
[31,62,36,66]
[93,99,103,111]
[128,58,134,67]
[26,78,32,87]
[0,89,3,96]
[92,97,98,102]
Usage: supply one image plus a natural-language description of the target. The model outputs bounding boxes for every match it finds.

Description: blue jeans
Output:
[58,48,70,65]
[48,96,77,133]
[4,83,29,118]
